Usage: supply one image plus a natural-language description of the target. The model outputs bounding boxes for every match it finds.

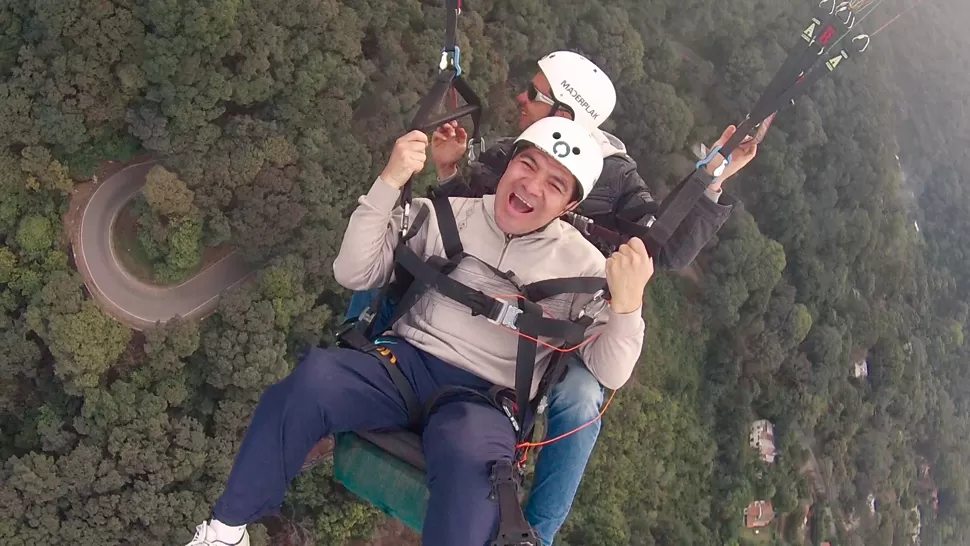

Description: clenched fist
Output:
[380,130,430,189]
[605,237,655,314]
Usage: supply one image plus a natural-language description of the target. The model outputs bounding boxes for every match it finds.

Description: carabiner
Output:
[467,136,485,162]
[400,201,411,238]
[439,45,462,78]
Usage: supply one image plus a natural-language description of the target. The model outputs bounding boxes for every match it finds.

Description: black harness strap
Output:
[521,277,607,303]
[339,328,424,431]
[431,194,464,259]
[353,204,430,338]
[336,205,433,429]
[489,459,541,546]
[642,168,716,258]
[512,313,542,437]
[397,0,482,236]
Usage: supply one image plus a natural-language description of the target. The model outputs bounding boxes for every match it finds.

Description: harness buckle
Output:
[374,346,398,365]
[490,388,521,433]
[563,211,593,236]
[488,299,523,330]
[578,289,609,321]
[536,394,549,416]
[358,306,376,326]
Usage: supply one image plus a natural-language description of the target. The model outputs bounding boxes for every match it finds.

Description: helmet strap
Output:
[546,102,575,122]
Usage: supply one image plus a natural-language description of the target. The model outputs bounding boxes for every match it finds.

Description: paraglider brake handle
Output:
[397,0,483,236]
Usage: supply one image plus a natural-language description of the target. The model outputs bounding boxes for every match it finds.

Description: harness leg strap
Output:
[369,346,423,431]
[488,459,540,546]
[338,327,423,431]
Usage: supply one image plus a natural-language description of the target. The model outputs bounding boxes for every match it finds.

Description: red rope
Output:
[515,390,617,464]
[483,293,617,464]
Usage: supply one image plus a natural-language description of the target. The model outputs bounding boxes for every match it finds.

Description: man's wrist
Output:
[378,171,407,189]
[609,297,642,315]
[436,164,458,181]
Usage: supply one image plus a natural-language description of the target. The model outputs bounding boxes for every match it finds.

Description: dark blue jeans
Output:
[345,289,605,545]
[212,338,518,546]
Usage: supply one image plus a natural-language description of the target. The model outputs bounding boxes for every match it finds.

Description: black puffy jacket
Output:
[430,131,740,270]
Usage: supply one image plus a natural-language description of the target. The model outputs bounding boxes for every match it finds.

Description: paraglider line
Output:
[515,390,617,462]
[828,0,889,51]
[873,0,933,36]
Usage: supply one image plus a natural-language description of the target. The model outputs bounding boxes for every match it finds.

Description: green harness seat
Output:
[333,431,429,533]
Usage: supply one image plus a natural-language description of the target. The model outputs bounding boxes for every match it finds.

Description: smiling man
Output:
[183,116,655,546]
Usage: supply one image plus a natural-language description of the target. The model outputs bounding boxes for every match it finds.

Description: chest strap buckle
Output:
[488,299,523,330]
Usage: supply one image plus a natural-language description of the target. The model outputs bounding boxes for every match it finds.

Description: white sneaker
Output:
[185,521,250,546]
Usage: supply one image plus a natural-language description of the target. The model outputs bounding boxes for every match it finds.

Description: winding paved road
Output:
[75,160,254,331]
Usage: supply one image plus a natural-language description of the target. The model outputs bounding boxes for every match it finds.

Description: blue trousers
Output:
[345,290,605,545]
[212,338,518,546]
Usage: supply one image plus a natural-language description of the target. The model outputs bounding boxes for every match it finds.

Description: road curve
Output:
[75,160,254,331]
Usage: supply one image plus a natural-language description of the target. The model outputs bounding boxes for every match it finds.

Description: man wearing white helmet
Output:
[427,50,758,545]
[182,117,654,546]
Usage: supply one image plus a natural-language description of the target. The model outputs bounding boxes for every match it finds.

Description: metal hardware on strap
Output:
[468,136,485,162]
[491,387,521,435]
[488,299,523,330]
[400,201,412,238]
[578,289,609,322]
[562,210,593,236]
[358,306,376,327]
[439,45,462,77]
[536,394,549,416]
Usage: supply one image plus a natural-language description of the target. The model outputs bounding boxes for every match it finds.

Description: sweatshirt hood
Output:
[590,128,628,158]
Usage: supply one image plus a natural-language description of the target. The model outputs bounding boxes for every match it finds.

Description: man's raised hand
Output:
[430,120,468,180]
[380,130,430,189]
[703,125,759,191]
[605,237,655,315]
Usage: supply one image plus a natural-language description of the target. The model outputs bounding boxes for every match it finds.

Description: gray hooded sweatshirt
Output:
[333,177,646,398]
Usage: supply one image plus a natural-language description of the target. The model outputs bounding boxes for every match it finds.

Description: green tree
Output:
[143,165,196,218]
[15,215,54,258]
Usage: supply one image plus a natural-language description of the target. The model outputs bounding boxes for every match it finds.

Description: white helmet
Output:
[514,117,603,200]
[537,51,617,130]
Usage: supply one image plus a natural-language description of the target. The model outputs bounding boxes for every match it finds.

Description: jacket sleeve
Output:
[619,167,740,271]
[432,170,481,198]
[332,177,430,291]
[429,138,516,199]
[574,300,645,390]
